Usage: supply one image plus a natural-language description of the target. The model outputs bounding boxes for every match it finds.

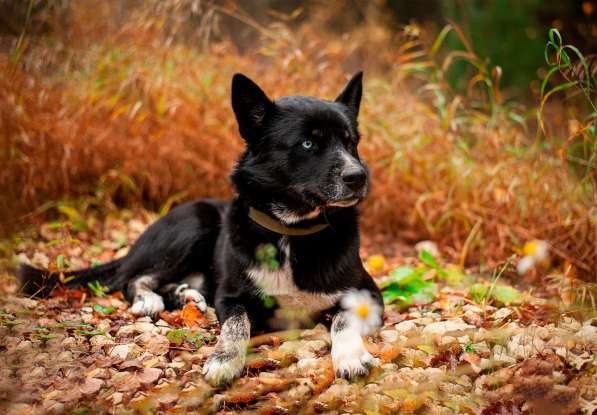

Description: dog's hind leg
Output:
[158,273,208,312]
[127,275,165,317]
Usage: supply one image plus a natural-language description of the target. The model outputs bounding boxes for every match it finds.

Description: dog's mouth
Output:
[327,198,359,208]
[295,185,367,211]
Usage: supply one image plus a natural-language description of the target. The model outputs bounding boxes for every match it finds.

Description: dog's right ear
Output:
[231,73,273,141]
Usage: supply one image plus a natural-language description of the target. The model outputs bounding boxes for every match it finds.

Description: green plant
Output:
[93,304,115,314]
[539,28,596,182]
[87,280,108,298]
[381,250,445,308]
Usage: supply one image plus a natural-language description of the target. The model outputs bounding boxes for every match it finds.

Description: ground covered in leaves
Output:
[1,210,596,414]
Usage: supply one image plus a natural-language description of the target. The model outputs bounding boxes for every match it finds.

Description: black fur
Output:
[19,71,383,339]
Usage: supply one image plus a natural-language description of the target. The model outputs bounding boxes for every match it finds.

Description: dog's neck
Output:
[247,206,329,236]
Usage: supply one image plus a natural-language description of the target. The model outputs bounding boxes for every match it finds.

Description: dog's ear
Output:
[335,71,363,117]
[231,73,273,141]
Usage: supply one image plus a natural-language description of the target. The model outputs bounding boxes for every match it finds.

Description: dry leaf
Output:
[180,302,206,328]
[136,367,162,385]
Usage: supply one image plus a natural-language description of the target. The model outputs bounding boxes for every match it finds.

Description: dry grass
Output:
[0,1,595,280]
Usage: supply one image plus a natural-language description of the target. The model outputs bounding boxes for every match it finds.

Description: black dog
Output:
[19,72,384,385]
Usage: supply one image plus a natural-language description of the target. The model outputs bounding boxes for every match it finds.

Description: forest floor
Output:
[0,209,595,415]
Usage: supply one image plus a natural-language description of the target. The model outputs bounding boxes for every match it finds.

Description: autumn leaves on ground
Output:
[2,210,596,414]
[1,1,596,414]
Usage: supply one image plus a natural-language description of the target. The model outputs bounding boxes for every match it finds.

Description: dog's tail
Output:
[18,258,125,297]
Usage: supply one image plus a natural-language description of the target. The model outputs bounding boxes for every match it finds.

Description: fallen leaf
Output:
[180,302,206,328]
[79,377,103,396]
[136,367,162,385]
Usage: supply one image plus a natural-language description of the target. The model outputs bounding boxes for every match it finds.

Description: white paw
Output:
[175,284,207,312]
[202,349,245,386]
[129,292,165,317]
[332,334,379,379]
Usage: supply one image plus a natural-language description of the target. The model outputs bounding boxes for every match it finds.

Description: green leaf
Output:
[419,250,447,278]
[93,304,114,314]
[382,275,437,308]
[470,283,522,306]
[56,254,65,270]
[57,204,82,221]
[443,267,465,285]
[491,285,522,306]
[387,266,417,285]
[470,283,489,303]
[166,328,186,346]
[268,259,280,271]
[411,282,438,305]
[419,250,440,269]
[87,280,108,298]
[74,329,105,336]
[91,259,103,267]
[261,295,276,309]
[382,284,413,307]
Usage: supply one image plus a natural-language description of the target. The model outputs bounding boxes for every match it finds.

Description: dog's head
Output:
[230,72,368,224]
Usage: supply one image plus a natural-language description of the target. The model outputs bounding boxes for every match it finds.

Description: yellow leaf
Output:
[383,388,408,400]
[366,255,386,274]
[417,344,435,354]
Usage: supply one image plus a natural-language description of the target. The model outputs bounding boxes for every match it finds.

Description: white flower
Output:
[516,256,535,275]
[340,290,382,335]
[517,240,550,275]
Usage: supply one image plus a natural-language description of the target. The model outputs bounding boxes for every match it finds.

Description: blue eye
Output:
[302,140,313,150]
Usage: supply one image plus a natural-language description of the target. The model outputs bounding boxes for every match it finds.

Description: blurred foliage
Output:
[0,0,595,281]
[2,0,595,92]
[441,0,547,90]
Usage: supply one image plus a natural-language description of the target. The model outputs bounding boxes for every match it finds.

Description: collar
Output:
[248,207,329,236]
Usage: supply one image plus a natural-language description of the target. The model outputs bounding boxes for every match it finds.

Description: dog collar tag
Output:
[248,207,329,236]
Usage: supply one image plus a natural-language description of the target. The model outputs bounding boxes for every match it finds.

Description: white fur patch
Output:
[129,291,165,317]
[246,238,342,314]
[175,284,207,312]
[202,339,248,386]
[182,273,205,291]
[128,275,165,317]
[325,149,364,207]
[271,204,321,225]
[202,313,250,386]
[331,326,378,378]
[339,149,362,173]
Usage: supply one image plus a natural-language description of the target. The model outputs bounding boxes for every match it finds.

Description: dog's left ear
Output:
[231,73,273,142]
[335,71,363,117]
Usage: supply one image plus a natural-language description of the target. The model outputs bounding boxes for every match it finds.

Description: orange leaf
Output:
[180,302,206,328]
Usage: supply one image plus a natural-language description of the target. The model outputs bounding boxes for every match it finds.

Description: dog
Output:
[19,71,384,385]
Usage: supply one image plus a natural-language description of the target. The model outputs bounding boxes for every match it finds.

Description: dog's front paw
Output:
[202,349,245,386]
[174,284,207,313]
[129,292,165,317]
[332,338,379,379]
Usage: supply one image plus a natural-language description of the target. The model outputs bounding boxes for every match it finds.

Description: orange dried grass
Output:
[0,2,594,280]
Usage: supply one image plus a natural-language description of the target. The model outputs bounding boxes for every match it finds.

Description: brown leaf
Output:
[136,367,162,385]
[158,310,183,327]
[120,359,143,370]
[383,307,404,325]
[79,377,103,396]
[111,372,140,393]
[220,377,295,404]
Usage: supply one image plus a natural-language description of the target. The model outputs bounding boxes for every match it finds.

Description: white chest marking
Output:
[246,238,342,313]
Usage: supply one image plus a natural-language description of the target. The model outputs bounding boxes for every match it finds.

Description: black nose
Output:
[342,167,367,192]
